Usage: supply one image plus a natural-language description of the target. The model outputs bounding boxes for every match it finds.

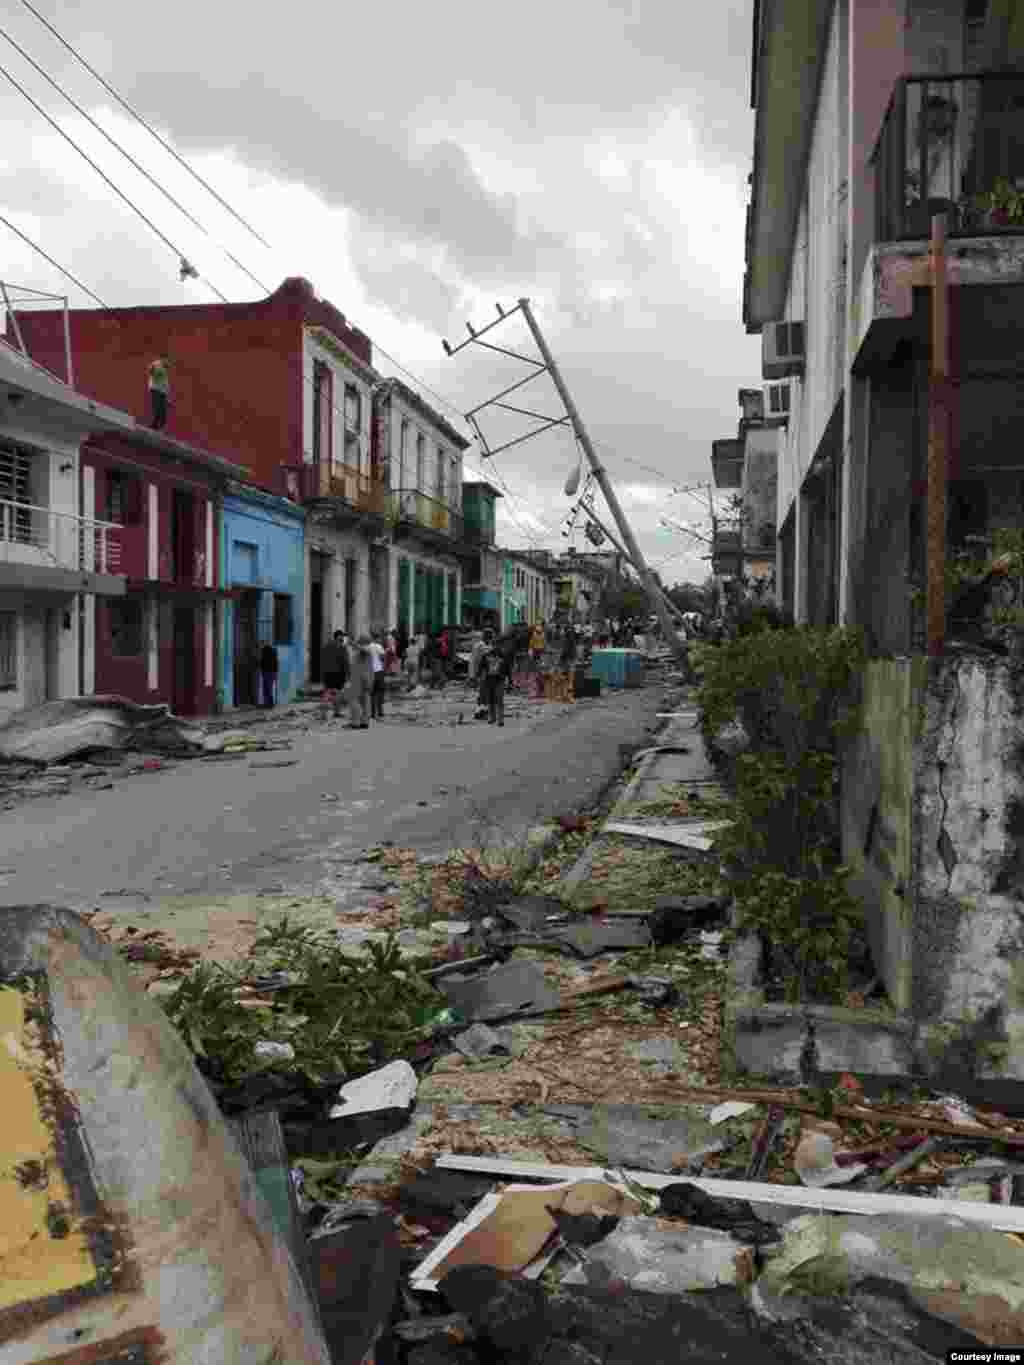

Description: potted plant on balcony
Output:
[973,177,1024,229]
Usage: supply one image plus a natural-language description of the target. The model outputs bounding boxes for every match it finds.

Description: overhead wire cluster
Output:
[0,1,694,566]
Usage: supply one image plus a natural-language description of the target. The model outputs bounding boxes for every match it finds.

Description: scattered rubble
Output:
[0,694,205,763]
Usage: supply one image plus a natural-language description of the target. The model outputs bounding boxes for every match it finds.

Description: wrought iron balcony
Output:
[874,71,1024,241]
[279,462,390,516]
[391,488,464,541]
[0,498,122,575]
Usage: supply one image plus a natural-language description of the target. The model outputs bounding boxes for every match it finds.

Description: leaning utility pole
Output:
[442,298,688,664]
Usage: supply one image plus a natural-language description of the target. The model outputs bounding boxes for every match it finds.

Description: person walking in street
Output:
[404,631,421,689]
[347,634,374,728]
[469,630,487,685]
[368,630,386,719]
[439,626,452,682]
[320,630,349,719]
[529,620,545,671]
[395,621,409,668]
[429,630,446,689]
[384,629,399,677]
[148,355,171,430]
[481,633,508,726]
[559,622,577,671]
[259,642,279,708]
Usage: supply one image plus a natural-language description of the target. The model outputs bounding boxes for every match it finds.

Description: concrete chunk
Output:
[562,1216,754,1292]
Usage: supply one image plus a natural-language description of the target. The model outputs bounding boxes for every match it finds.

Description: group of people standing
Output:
[318,623,469,726]
[319,628,398,728]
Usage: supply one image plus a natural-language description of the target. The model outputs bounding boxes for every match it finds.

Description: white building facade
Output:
[373,378,468,636]
[0,342,126,722]
[298,326,379,668]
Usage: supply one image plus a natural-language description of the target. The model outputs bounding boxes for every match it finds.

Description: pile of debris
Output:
[0,697,299,805]
[86,839,1024,1362]
[279,1053,1024,1364]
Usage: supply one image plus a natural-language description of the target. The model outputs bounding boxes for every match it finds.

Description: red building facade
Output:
[12,278,373,488]
[81,430,232,715]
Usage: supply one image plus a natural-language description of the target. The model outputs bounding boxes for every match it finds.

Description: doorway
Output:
[233,589,259,706]
[309,549,328,684]
[171,489,195,584]
[172,606,197,715]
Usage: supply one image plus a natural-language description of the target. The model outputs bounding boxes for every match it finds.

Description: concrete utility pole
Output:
[442,298,688,663]
[579,502,686,625]
[927,213,950,657]
[515,299,687,662]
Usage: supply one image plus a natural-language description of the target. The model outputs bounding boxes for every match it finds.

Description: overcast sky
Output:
[0,0,760,584]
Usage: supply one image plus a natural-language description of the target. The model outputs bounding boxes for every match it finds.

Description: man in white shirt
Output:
[368,630,387,719]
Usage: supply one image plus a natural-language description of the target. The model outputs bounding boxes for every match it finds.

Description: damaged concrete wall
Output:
[914,651,1024,1079]
[846,651,1024,1079]
[841,656,926,1012]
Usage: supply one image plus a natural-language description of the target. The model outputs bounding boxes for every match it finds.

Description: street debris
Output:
[559,1214,756,1292]
[0,694,205,763]
[793,1129,869,1188]
[330,1059,419,1118]
[410,1179,640,1289]
[436,960,563,1023]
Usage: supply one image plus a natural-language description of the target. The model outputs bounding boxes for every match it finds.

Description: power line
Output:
[15,0,272,251]
[0,23,270,296]
[0,59,229,302]
[0,29,575,550]
[0,212,109,307]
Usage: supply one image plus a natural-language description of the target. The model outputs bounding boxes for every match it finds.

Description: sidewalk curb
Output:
[558,689,701,893]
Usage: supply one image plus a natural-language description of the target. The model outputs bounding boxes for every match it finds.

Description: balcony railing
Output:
[0,498,122,575]
[280,462,390,516]
[874,72,1024,242]
[391,488,464,541]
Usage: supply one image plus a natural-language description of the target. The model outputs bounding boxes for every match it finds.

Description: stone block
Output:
[729,1004,915,1080]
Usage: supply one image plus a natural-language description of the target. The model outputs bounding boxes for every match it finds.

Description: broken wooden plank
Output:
[649,1084,1024,1148]
[604,820,731,851]
[434,1154,1024,1233]
[422,953,498,980]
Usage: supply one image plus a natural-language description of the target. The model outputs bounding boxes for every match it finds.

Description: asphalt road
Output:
[0,679,676,914]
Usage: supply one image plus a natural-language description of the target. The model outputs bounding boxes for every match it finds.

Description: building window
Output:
[399,419,410,489]
[0,611,17,689]
[105,469,141,525]
[108,599,144,656]
[450,455,459,507]
[313,361,332,467]
[344,385,361,470]
[415,433,426,492]
[0,443,35,541]
[436,446,446,501]
[273,593,294,645]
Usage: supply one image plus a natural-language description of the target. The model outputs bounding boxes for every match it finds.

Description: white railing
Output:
[0,499,122,575]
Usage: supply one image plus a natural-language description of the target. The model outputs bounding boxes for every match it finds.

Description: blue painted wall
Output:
[220,486,306,706]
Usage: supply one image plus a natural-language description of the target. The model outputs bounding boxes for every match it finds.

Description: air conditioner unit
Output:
[762,320,805,379]
[764,381,793,421]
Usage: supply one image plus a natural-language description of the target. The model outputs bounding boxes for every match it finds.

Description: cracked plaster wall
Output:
[914,653,1024,1076]
[843,652,1024,1077]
